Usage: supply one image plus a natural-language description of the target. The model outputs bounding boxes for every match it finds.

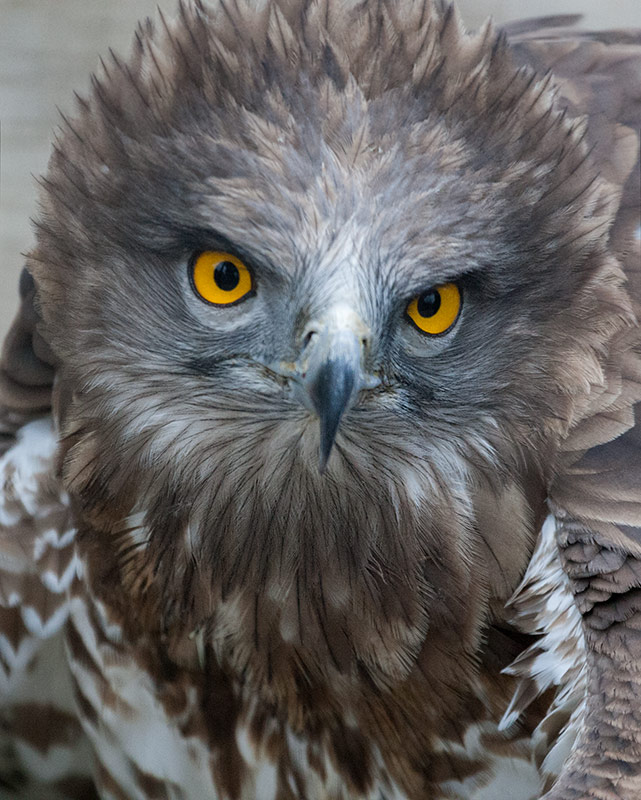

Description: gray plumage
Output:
[0,2,640,798]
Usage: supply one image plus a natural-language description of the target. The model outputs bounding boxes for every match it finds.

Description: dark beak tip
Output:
[304,337,362,475]
[314,369,354,474]
[318,422,338,473]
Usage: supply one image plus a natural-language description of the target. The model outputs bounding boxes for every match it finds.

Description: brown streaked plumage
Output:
[0,2,640,798]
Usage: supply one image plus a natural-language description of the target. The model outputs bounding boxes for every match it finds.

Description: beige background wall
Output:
[1,0,639,343]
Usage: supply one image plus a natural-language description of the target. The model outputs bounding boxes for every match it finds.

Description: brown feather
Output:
[0,3,640,798]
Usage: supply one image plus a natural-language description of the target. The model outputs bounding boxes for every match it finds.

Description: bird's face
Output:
[31,0,625,693]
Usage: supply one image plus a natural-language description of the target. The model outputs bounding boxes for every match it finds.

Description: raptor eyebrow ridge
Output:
[181,227,284,282]
[391,264,487,300]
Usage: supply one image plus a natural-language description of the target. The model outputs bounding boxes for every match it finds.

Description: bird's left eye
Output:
[406,283,461,335]
[190,251,254,306]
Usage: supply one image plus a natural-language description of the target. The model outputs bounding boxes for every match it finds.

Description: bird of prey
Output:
[0,1,640,798]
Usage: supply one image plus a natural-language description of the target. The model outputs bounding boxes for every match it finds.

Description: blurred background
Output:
[1,0,639,341]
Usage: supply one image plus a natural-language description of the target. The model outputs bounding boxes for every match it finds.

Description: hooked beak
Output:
[295,308,378,472]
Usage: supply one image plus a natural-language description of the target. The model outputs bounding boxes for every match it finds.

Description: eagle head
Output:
[29,0,631,715]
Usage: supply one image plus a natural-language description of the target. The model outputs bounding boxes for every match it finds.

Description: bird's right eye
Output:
[190,251,254,306]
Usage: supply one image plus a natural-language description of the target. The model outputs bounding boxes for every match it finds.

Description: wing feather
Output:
[0,269,92,795]
[506,20,641,799]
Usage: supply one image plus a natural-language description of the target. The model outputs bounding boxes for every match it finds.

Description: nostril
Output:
[360,336,371,358]
[303,329,317,348]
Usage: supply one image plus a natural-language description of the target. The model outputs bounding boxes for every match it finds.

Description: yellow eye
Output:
[406,283,461,335]
[191,251,253,306]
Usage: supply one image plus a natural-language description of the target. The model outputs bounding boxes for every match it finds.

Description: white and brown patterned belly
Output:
[64,575,564,800]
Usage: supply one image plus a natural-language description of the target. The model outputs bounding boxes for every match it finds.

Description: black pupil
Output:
[214,261,240,291]
[417,289,441,318]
